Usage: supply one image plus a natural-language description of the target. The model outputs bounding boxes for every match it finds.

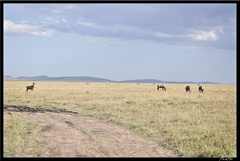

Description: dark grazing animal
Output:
[198,85,204,93]
[26,83,35,92]
[157,84,166,91]
[185,86,191,93]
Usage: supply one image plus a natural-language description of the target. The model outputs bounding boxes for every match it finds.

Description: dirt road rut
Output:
[4,106,179,157]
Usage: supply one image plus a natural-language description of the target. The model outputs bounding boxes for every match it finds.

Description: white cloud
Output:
[86,36,132,45]
[10,4,80,15]
[190,30,218,41]
[45,17,68,24]
[4,20,55,37]
[3,4,236,51]
[155,32,174,38]
[47,4,81,14]
[77,19,98,28]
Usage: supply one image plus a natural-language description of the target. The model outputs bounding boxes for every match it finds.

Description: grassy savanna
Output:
[4,81,236,157]
[3,111,43,157]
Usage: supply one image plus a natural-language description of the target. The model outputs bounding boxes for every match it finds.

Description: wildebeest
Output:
[26,83,35,92]
[185,86,191,93]
[157,84,166,91]
[198,85,204,93]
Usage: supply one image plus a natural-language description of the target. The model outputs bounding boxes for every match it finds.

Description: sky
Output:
[3,3,236,84]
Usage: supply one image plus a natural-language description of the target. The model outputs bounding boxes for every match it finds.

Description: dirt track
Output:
[4,106,179,157]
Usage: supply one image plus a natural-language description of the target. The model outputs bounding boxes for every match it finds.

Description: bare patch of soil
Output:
[4,105,179,157]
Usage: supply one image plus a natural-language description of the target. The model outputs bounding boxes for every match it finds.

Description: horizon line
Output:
[3,74,227,84]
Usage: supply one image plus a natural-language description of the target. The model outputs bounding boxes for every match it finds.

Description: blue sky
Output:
[3,3,236,84]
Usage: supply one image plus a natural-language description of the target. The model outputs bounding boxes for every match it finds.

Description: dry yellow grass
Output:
[4,81,236,157]
[3,112,43,157]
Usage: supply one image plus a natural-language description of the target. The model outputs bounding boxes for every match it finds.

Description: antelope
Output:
[26,83,35,92]
[185,86,191,93]
[198,85,204,93]
[157,84,166,91]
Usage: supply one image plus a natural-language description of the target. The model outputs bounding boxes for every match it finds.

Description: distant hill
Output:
[17,75,50,81]
[3,75,19,81]
[4,75,115,82]
[119,79,178,84]
[3,75,219,84]
[119,79,219,84]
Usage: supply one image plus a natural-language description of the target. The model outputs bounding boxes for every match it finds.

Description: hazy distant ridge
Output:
[4,75,219,84]
[11,75,114,82]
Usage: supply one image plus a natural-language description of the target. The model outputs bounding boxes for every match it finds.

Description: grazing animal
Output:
[26,83,35,92]
[198,85,204,93]
[157,84,166,91]
[185,86,191,93]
